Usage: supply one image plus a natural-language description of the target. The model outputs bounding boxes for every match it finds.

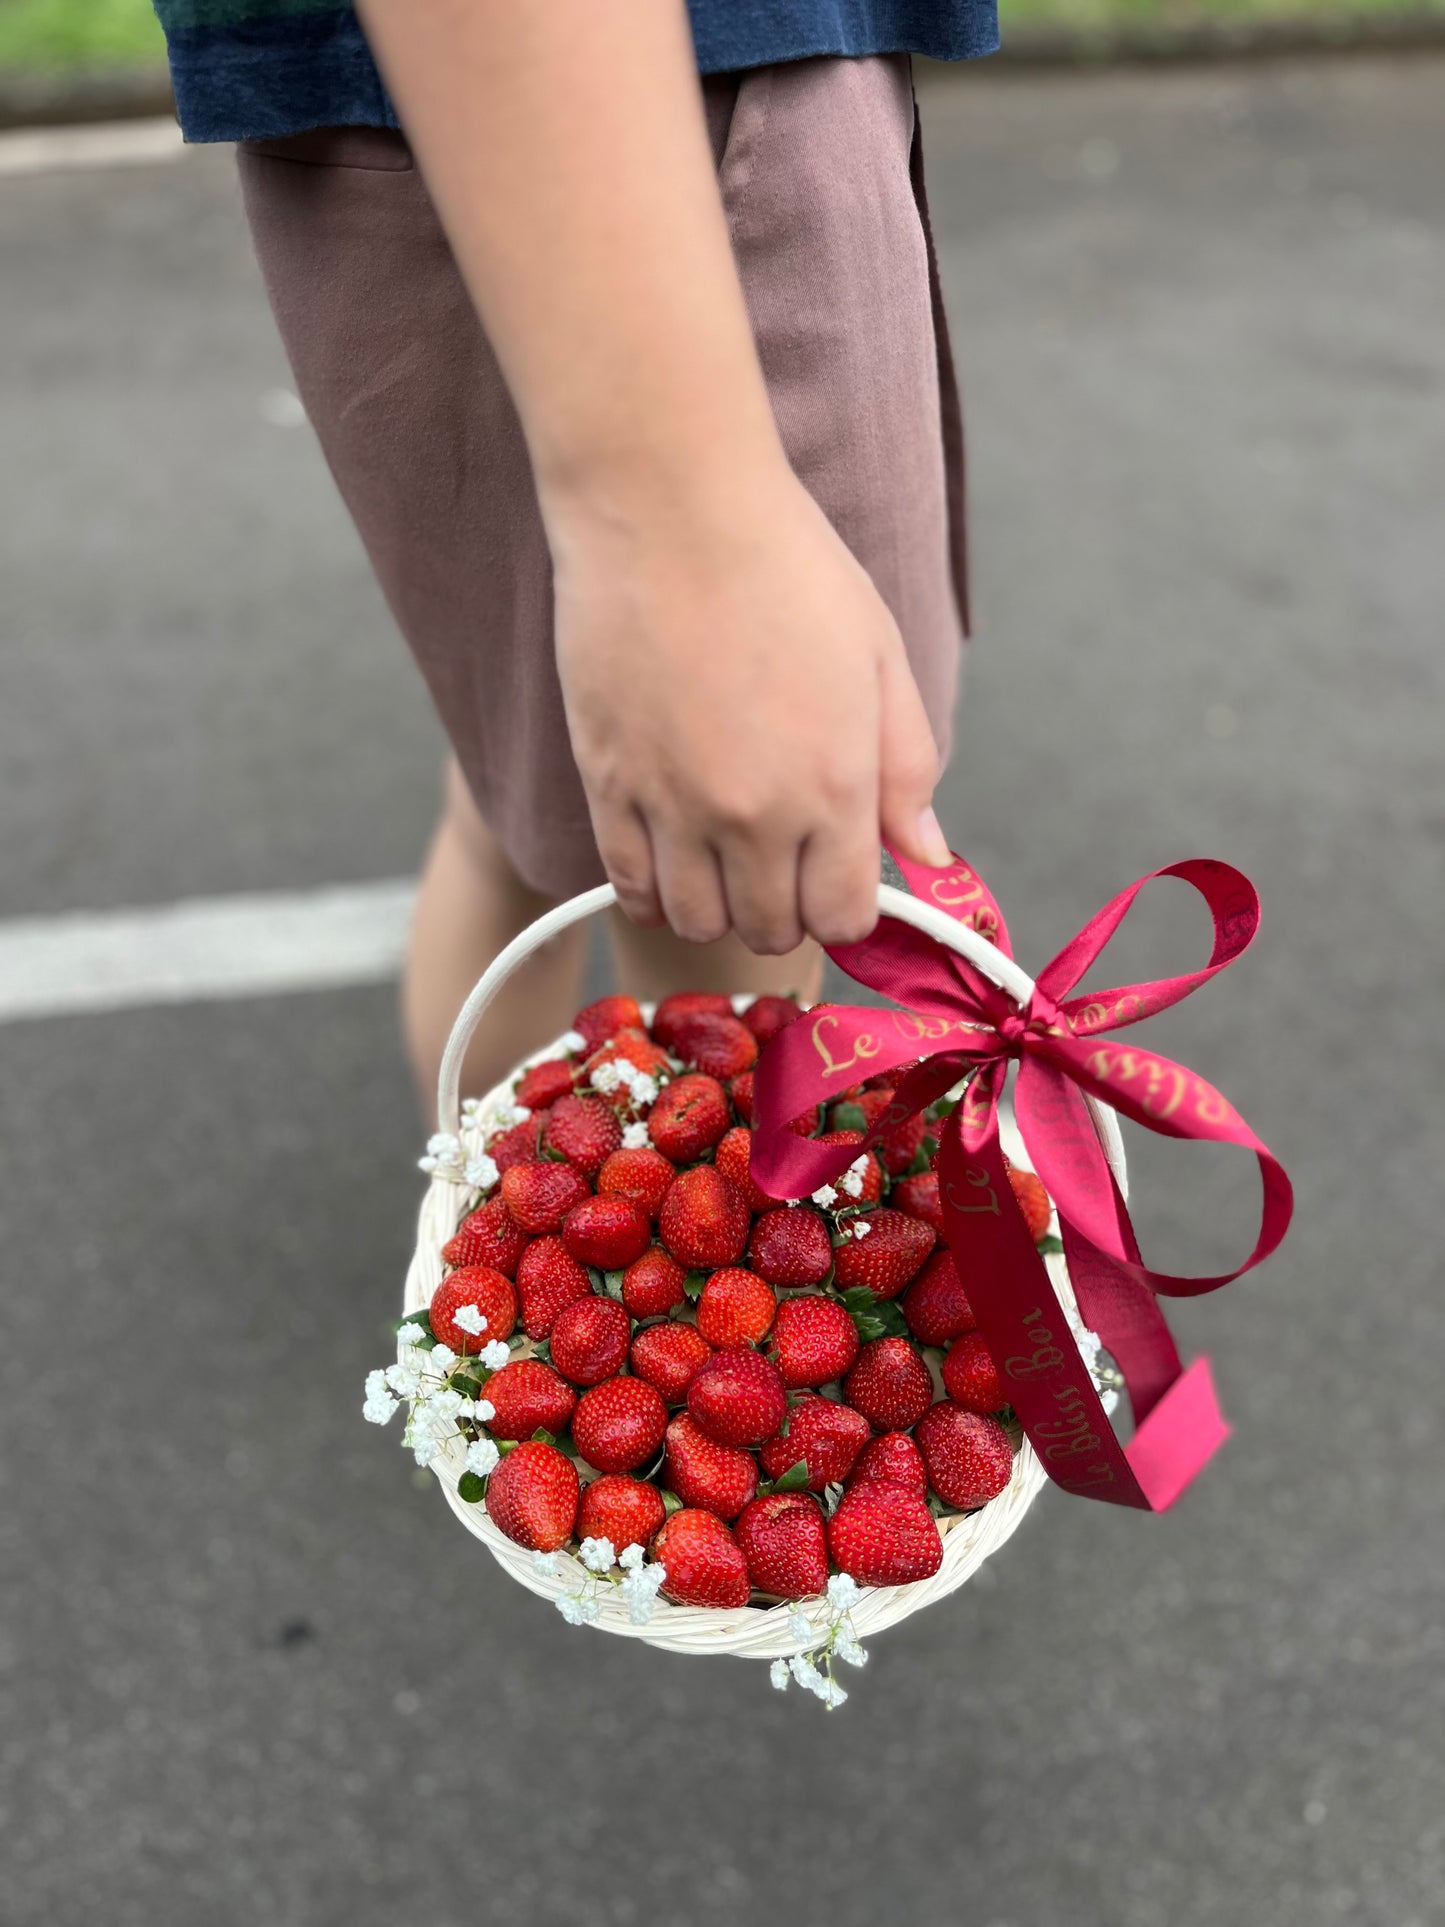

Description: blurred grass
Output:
[0,0,1441,74]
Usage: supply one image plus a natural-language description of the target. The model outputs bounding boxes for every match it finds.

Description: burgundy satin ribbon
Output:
[748,850,1293,1511]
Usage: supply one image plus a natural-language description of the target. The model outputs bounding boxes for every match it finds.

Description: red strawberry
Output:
[515,1056,576,1111]
[561,1194,651,1270]
[488,1115,543,1172]
[879,1110,930,1177]
[892,1170,945,1239]
[662,1413,758,1520]
[430,1266,517,1353]
[584,1026,671,1086]
[543,1093,622,1176]
[728,1071,755,1124]
[570,1375,667,1473]
[787,1107,822,1137]
[515,1235,592,1340]
[630,1322,713,1404]
[695,1267,777,1350]
[941,1331,1005,1413]
[576,1473,667,1553]
[901,1249,976,1346]
[652,1508,751,1608]
[671,1011,758,1081]
[646,1073,730,1162]
[831,1208,935,1300]
[596,1146,676,1219]
[758,1393,870,1491]
[831,1087,894,1134]
[714,1125,784,1213]
[620,1245,688,1320]
[484,1440,579,1552]
[1006,1163,1052,1243]
[915,1403,1014,1508]
[747,1207,832,1289]
[826,1478,943,1585]
[548,1294,631,1387]
[735,1492,829,1596]
[440,1196,529,1276]
[846,1431,927,1491]
[650,990,733,1050]
[658,1166,750,1269]
[500,1160,591,1236]
[687,1349,787,1448]
[844,1336,934,1431]
[573,994,645,1052]
[481,1358,577,1440]
[767,1293,859,1388]
[814,1131,885,1207]
[740,995,802,1045]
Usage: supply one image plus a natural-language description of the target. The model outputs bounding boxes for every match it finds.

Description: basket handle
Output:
[435,882,1127,1194]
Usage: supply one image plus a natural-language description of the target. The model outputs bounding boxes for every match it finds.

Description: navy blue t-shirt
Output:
[158,1,998,145]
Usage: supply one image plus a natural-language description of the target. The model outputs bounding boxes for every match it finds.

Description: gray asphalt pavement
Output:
[3,55,1443,1927]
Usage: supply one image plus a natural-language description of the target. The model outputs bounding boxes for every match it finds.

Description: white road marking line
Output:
[0,880,416,1023]
[0,117,183,179]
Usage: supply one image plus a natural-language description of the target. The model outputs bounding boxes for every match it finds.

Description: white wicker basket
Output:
[403,882,1128,1660]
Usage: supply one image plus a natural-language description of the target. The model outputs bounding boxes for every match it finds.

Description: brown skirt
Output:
[237,54,968,899]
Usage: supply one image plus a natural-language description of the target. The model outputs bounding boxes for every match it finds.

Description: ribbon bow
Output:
[749,849,1293,1512]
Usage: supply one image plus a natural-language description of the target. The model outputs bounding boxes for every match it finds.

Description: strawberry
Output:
[787,1107,822,1137]
[515,1234,593,1340]
[573,994,645,1052]
[596,1146,676,1219]
[584,1026,671,1086]
[758,1393,870,1490]
[767,1293,859,1388]
[429,1266,517,1353]
[481,1358,577,1441]
[830,1087,894,1134]
[915,1403,1014,1508]
[843,1336,934,1431]
[576,1473,667,1553]
[714,1125,784,1213]
[658,1166,750,1269]
[500,1160,591,1236]
[747,1206,832,1289]
[728,1071,755,1124]
[543,1093,622,1176]
[846,1431,927,1492]
[629,1322,713,1404]
[440,1196,529,1277]
[570,1374,668,1472]
[561,1194,651,1270]
[831,1208,935,1300]
[671,1011,759,1081]
[484,1440,580,1552]
[686,1349,787,1448]
[814,1130,885,1207]
[735,1492,829,1596]
[826,1478,943,1585]
[740,994,802,1045]
[650,990,733,1050]
[646,1072,730,1162]
[662,1413,758,1520]
[892,1170,945,1239]
[515,1056,577,1111]
[879,1110,930,1176]
[1006,1163,1052,1243]
[941,1331,1005,1413]
[488,1115,543,1173]
[652,1508,751,1608]
[695,1267,777,1350]
[620,1245,689,1320]
[548,1294,631,1387]
[901,1249,976,1346]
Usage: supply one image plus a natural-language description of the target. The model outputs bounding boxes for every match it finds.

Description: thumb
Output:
[877,641,952,868]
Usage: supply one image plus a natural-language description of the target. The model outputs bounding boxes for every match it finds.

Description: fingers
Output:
[876,642,952,869]
[798,825,881,948]
[649,826,731,945]
[717,838,805,956]
[594,802,665,927]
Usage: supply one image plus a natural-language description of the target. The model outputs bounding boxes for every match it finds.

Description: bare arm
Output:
[357,0,952,950]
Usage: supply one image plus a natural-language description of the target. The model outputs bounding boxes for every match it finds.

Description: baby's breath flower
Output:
[834,1632,868,1669]
[590,1062,623,1095]
[613,1059,639,1089]
[560,1030,587,1055]
[554,1593,590,1626]
[464,1153,499,1192]
[811,1184,839,1209]
[395,1321,425,1349]
[493,1103,531,1130]
[362,1371,399,1425]
[826,1573,861,1612]
[578,1536,616,1574]
[787,1608,813,1646]
[618,1543,645,1572]
[531,1550,558,1575]
[629,1074,659,1107]
[429,1343,459,1377]
[621,1121,651,1151]
[479,1339,511,1372]
[770,1659,791,1691]
[452,1303,487,1336]
[789,1653,823,1692]
[385,1356,425,1398]
[849,1220,872,1240]
[464,1437,500,1478]
[817,1676,848,1709]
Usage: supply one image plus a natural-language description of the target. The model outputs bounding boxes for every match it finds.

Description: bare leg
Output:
[402,761,589,1114]
[606,915,825,1010]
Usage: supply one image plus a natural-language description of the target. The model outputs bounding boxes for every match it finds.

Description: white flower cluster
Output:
[810,1156,871,1215]
[1063,1305,1121,1416]
[363,1314,507,1471]
[587,1056,660,1111]
[769,1573,868,1709]
[419,1124,500,1194]
[621,1120,651,1151]
[848,1219,872,1241]
[840,1155,870,1200]
[560,1030,588,1055]
[547,1538,668,1628]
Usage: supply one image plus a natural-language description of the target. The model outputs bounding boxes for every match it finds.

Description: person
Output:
[152,0,993,1101]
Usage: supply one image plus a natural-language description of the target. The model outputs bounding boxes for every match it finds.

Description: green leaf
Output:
[1037,1232,1064,1255]
[930,1097,959,1121]
[770,1458,812,1494]
[681,1270,707,1302]
[661,1489,685,1515]
[602,1270,626,1299]
[457,1472,487,1503]
[530,1428,557,1447]
[540,1144,569,1163]
[839,1285,908,1341]
[830,1101,867,1134]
